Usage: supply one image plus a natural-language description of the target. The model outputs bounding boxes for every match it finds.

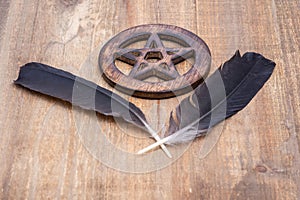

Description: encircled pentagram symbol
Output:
[99,24,211,98]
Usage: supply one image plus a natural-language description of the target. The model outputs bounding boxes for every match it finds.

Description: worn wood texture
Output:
[0,0,299,199]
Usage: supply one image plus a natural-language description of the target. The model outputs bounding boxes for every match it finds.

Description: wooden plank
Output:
[0,0,299,199]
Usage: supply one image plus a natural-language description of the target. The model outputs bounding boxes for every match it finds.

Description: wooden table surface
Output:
[0,0,299,199]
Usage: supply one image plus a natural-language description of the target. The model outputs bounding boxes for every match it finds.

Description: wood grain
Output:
[0,0,299,199]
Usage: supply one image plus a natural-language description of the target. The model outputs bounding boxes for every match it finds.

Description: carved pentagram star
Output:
[115,33,195,81]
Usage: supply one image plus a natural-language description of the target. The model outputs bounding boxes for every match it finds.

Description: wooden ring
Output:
[98,24,211,99]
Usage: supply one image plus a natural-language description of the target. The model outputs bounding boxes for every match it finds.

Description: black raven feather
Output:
[138,51,275,153]
[165,51,276,144]
[14,62,147,127]
[14,62,172,157]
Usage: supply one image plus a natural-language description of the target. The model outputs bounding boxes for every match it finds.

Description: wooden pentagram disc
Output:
[98,24,211,99]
